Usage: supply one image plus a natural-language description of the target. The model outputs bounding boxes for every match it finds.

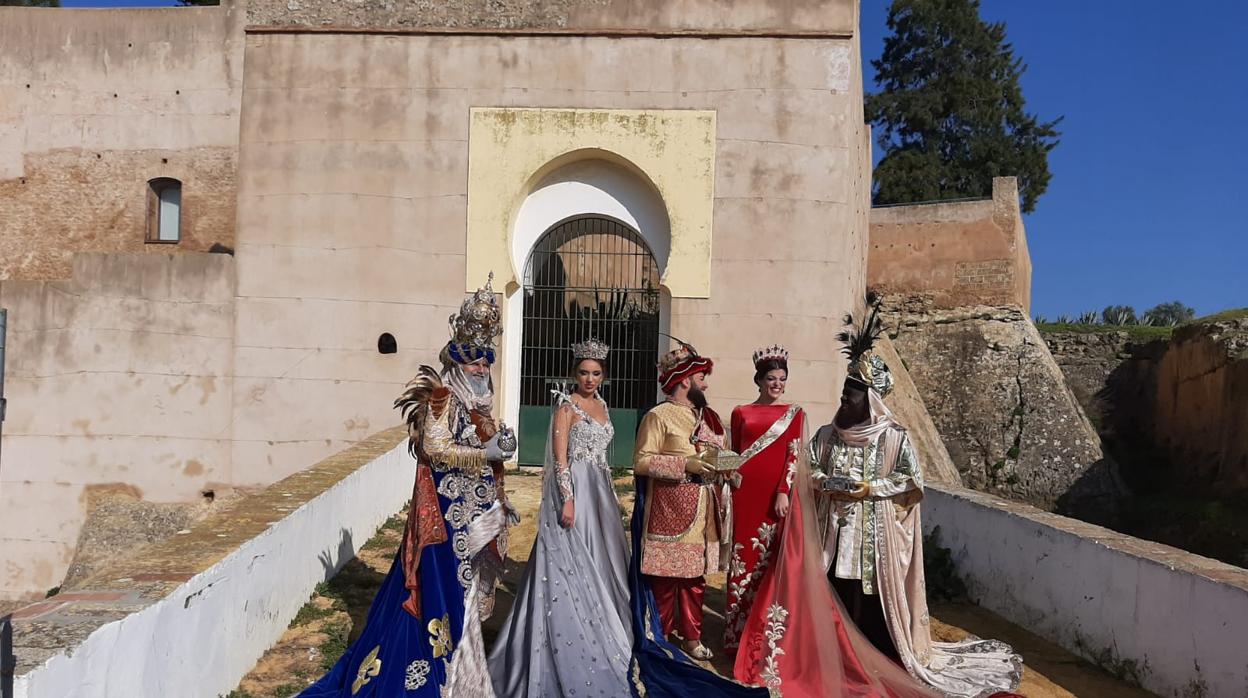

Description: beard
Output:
[467,373,491,397]
[834,399,869,428]
[445,364,493,412]
[688,385,708,410]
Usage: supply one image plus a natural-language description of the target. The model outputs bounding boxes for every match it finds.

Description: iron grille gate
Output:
[518,216,661,468]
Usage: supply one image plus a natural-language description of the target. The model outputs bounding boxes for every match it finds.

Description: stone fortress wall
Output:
[0,0,875,601]
[0,3,244,281]
[868,178,1122,517]
[0,2,244,599]
[2,4,1246,697]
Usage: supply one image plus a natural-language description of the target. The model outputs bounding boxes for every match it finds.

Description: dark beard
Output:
[688,385,708,410]
[834,402,869,429]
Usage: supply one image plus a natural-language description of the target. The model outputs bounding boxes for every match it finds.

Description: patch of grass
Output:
[1187,307,1248,325]
[290,601,332,627]
[611,466,633,479]
[614,480,636,496]
[361,517,404,552]
[221,691,255,698]
[922,526,966,602]
[266,683,307,698]
[1036,322,1173,340]
[44,586,60,598]
[291,598,340,627]
[313,581,335,600]
[319,618,352,672]
[379,513,407,534]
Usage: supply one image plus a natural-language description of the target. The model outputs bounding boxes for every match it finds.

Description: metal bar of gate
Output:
[0,308,7,479]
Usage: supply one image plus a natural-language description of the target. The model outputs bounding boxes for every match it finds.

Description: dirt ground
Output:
[230,469,1154,697]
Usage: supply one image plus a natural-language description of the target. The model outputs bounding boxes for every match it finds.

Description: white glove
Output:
[484,433,514,461]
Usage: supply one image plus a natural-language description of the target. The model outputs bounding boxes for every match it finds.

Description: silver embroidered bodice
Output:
[566,396,614,471]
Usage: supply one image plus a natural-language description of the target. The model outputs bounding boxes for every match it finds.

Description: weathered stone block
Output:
[883,295,1125,518]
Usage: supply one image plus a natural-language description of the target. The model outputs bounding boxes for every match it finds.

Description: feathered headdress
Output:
[836,291,893,396]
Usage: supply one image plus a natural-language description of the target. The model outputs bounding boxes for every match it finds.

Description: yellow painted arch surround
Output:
[466,107,716,299]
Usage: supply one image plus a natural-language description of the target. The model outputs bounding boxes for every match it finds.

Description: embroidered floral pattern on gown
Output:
[488,394,635,697]
[725,404,804,651]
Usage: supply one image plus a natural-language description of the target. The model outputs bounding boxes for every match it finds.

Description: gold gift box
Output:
[700,445,745,472]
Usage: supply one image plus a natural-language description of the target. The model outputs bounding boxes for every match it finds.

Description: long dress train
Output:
[627,476,769,697]
[734,420,940,698]
[488,393,633,696]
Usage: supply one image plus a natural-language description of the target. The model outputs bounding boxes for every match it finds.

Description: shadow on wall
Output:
[1088,337,1248,568]
[1048,336,1166,528]
[318,528,357,583]
[315,528,389,644]
[1096,340,1167,456]
[1054,458,1128,527]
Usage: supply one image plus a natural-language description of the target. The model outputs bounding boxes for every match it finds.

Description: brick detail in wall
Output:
[954,259,1012,288]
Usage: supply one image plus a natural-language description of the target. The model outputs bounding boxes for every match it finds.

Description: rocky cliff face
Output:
[1042,330,1133,426]
[882,296,1124,520]
[1042,313,1248,499]
[875,337,963,486]
[1153,316,1248,496]
[1042,330,1167,434]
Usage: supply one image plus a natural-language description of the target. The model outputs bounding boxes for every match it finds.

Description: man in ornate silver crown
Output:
[299,273,516,698]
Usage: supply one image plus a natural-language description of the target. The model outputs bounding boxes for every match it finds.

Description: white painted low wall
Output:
[923,483,1248,698]
[13,440,414,698]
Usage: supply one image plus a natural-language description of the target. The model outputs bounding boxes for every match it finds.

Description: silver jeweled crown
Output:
[448,272,502,351]
[752,344,789,366]
[571,337,610,361]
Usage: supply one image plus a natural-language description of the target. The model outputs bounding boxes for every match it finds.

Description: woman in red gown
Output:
[724,345,806,652]
[729,342,936,697]
[732,306,1023,698]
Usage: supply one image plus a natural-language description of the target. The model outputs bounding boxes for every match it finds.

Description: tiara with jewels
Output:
[448,272,502,350]
[571,337,610,361]
[752,344,789,366]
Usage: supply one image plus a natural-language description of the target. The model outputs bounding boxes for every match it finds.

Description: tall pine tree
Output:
[867,0,1061,213]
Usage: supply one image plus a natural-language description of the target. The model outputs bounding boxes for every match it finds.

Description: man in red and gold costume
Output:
[632,339,732,661]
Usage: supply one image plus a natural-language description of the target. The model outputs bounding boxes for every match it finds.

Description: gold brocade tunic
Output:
[633,401,725,578]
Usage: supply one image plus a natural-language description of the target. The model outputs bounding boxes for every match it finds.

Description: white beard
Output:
[445,364,494,413]
[467,374,490,397]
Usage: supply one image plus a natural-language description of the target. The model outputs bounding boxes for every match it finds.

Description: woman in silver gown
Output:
[488,338,633,697]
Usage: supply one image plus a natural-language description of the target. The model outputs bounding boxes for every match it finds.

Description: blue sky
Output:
[56,1,1247,318]
[861,1,1248,319]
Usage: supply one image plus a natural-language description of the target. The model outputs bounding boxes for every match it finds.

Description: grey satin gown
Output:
[488,395,633,697]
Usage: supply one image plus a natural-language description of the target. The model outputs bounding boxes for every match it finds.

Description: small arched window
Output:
[146,178,182,243]
[378,333,397,355]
